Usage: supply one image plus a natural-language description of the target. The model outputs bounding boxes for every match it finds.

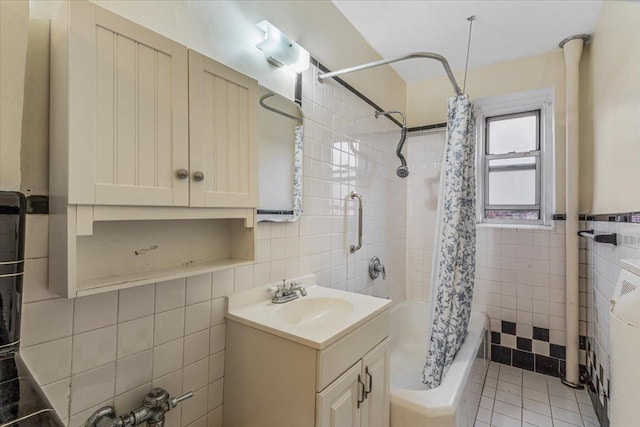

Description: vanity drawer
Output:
[316,310,390,392]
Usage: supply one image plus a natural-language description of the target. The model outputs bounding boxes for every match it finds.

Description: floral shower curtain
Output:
[292,125,303,221]
[422,95,477,389]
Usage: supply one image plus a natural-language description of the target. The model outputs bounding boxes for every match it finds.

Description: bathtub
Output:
[390,301,490,427]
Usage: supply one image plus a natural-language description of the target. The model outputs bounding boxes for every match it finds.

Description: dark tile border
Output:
[295,72,302,107]
[513,349,534,371]
[309,57,403,128]
[408,123,447,133]
[491,344,512,365]
[491,344,567,378]
[588,379,610,427]
[25,195,48,214]
[534,354,560,377]
[554,212,640,223]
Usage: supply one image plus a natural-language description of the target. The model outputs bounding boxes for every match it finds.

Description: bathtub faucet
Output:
[369,257,386,280]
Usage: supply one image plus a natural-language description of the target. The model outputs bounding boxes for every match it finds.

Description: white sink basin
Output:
[276,297,354,326]
[226,275,392,349]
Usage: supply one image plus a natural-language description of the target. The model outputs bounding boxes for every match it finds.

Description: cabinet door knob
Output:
[193,171,205,182]
[176,169,189,180]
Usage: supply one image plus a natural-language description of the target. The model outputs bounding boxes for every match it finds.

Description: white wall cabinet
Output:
[189,51,258,208]
[224,311,391,427]
[49,1,258,297]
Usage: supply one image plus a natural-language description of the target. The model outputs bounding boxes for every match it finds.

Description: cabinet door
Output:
[361,339,390,427]
[316,362,363,427]
[68,2,189,206]
[188,50,258,208]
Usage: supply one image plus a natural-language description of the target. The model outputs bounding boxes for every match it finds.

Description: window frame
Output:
[475,89,555,226]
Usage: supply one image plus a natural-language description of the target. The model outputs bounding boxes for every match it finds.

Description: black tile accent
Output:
[588,377,610,427]
[535,354,560,377]
[533,327,549,342]
[512,349,535,371]
[408,123,447,133]
[310,57,403,128]
[549,212,640,222]
[294,73,302,106]
[550,344,566,360]
[491,345,512,365]
[26,195,48,214]
[516,337,532,352]
[491,331,501,345]
[590,211,640,223]
[257,209,295,215]
[579,335,587,350]
[580,364,587,375]
[599,363,603,380]
[501,320,517,335]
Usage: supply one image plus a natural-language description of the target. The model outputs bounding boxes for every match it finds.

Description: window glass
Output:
[488,167,536,205]
[488,157,536,168]
[487,114,538,155]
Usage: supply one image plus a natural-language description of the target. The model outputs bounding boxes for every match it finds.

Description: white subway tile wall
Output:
[584,220,640,415]
[475,224,567,347]
[19,63,407,425]
[405,130,445,301]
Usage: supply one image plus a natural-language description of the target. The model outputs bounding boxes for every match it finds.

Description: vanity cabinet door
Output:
[361,338,390,427]
[316,361,363,427]
[58,1,190,206]
[188,50,258,208]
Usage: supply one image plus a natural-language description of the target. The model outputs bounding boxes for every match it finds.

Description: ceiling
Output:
[331,0,603,83]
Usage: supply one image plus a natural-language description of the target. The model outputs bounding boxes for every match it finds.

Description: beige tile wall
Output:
[19,63,407,426]
[21,215,228,426]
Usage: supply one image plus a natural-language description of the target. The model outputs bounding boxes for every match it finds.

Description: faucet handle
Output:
[169,391,193,410]
[368,256,386,280]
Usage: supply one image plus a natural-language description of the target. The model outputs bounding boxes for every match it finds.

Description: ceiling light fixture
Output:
[256,20,309,73]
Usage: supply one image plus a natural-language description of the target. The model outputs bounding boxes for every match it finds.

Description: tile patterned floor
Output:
[475,362,600,427]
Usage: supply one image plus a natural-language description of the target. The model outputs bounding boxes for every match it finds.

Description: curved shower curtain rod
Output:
[317,52,464,96]
[259,92,303,123]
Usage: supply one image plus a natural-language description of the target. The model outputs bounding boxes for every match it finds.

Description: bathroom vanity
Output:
[224,276,392,427]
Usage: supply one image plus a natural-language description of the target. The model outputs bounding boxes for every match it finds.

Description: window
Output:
[475,89,554,225]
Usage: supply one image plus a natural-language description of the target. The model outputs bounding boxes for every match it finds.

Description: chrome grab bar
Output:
[350,191,363,253]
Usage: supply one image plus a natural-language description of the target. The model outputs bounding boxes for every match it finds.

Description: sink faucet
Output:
[85,387,192,427]
[268,280,307,304]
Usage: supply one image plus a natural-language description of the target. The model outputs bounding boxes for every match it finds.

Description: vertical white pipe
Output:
[561,36,588,388]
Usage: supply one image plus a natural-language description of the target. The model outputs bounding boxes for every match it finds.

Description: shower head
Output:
[396,165,409,178]
[375,110,410,179]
